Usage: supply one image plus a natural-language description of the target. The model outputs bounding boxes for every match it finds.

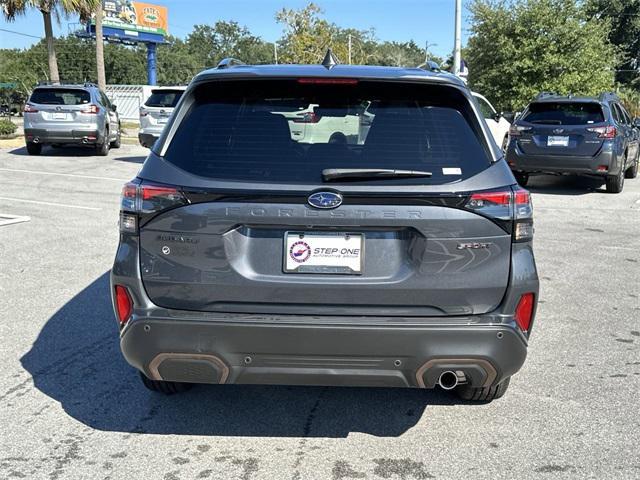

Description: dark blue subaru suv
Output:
[506,92,639,193]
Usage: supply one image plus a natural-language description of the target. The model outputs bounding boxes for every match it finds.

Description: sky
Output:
[0,0,471,60]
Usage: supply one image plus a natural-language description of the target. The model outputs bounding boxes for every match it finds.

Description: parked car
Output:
[472,92,512,151]
[506,92,640,192]
[23,82,121,155]
[112,57,538,402]
[138,86,186,148]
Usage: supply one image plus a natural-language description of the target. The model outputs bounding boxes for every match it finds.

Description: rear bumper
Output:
[120,314,528,389]
[24,128,102,145]
[506,141,619,175]
[138,132,158,148]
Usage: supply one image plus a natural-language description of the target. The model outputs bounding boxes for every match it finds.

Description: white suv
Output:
[472,92,511,151]
[138,87,186,148]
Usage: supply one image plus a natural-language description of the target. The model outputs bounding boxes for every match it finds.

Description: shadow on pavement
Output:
[526,174,606,196]
[9,145,102,157]
[21,273,467,438]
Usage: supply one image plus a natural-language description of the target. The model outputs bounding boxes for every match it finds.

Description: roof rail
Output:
[535,91,559,100]
[598,91,619,102]
[83,82,98,88]
[216,58,245,69]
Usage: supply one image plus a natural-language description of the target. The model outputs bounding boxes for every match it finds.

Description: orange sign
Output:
[100,1,168,36]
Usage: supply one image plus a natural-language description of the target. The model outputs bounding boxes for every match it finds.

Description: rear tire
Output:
[26,142,42,155]
[139,371,192,395]
[110,125,121,148]
[514,172,529,187]
[456,377,510,402]
[96,129,110,156]
[625,152,638,179]
[606,161,625,193]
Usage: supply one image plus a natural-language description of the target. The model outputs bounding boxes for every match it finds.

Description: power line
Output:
[0,28,42,39]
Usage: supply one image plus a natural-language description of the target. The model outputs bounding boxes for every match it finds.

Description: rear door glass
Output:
[522,102,604,125]
[145,90,184,108]
[163,80,492,185]
[30,88,90,105]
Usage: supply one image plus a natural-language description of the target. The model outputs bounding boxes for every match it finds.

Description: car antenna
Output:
[321,48,340,69]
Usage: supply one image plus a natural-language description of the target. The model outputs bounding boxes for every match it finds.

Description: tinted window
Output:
[145,90,183,108]
[523,102,604,125]
[30,88,90,105]
[163,80,491,185]
[475,96,495,119]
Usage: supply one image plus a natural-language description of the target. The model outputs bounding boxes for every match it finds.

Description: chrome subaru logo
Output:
[308,191,343,209]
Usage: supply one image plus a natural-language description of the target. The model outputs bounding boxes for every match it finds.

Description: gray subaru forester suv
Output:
[111,58,539,402]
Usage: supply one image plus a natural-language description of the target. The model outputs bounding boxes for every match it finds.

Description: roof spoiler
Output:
[216,58,245,69]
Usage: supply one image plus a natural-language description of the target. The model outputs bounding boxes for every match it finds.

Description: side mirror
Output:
[493,112,502,122]
[501,111,515,123]
[111,104,117,112]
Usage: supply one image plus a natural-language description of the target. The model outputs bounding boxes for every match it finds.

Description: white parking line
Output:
[0,196,101,211]
[0,214,31,226]
[0,167,127,182]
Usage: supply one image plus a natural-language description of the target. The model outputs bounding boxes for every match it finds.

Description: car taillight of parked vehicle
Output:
[23,104,38,113]
[81,104,99,114]
[464,186,533,242]
[292,111,320,123]
[508,124,532,137]
[119,180,188,234]
[586,125,616,139]
[139,107,148,117]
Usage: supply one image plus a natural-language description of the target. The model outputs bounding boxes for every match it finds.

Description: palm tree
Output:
[94,2,105,90]
[1,0,99,84]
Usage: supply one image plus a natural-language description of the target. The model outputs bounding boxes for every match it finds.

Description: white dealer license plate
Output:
[547,135,569,147]
[52,112,69,120]
[284,232,363,274]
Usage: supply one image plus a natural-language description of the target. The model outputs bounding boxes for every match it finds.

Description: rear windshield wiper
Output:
[322,168,432,182]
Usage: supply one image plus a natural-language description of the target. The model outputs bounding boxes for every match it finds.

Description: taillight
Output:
[586,125,616,139]
[508,125,532,137]
[464,186,533,242]
[119,180,188,233]
[114,285,133,325]
[139,107,148,117]
[81,104,99,114]
[293,111,320,123]
[24,104,38,113]
[514,293,535,332]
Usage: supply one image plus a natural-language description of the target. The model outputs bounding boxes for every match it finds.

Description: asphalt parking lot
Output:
[0,144,638,480]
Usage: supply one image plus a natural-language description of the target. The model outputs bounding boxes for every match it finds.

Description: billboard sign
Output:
[95,1,168,36]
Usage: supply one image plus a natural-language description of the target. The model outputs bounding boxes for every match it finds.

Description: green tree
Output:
[466,0,617,110]
[1,0,99,84]
[586,0,640,89]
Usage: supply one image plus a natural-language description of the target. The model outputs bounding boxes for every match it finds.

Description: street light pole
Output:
[453,0,462,76]
[348,34,352,64]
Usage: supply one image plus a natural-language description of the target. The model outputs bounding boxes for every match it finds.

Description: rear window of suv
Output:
[162,80,492,185]
[29,88,90,105]
[522,102,604,125]
[145,90,184,108]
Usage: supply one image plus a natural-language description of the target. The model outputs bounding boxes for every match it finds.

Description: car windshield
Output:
[29,88,90,105]
[162,79,492,185]
[523,102,604,125]
[145,90,184,108]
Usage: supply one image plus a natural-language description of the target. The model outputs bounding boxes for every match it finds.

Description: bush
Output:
[0,118,17,136]
[618,88,640,118]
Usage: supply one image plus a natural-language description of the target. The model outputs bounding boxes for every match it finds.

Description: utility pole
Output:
[424,41,437,65]
[274,43,278,64]
[348,34,352,64]
[453,0,462,76]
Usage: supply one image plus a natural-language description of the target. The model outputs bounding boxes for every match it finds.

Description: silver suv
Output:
[112,59,538,402]
[138,87,186,148]
[23,82,121,156]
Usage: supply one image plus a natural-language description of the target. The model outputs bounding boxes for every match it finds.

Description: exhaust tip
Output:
[438,370,459,390]
[32,137,40,143]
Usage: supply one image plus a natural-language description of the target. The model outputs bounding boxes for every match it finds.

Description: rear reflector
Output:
[297,78,358,85]
[515,293,535,332]
[597,165,608,172]
[115,285,133,325]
